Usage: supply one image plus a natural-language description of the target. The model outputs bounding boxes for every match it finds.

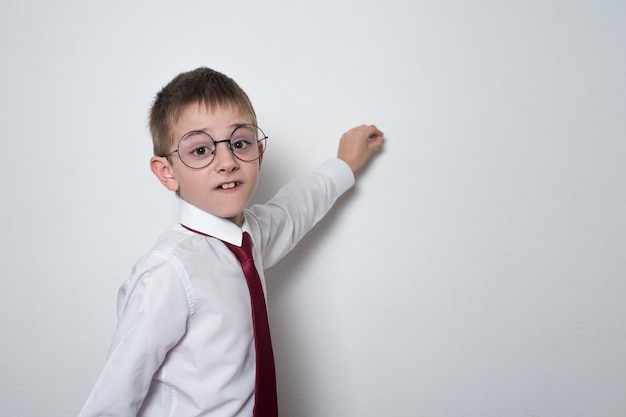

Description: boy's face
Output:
[151,103,262,226]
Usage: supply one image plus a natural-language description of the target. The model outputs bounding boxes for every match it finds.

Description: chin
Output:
[214,207,245,224]
[226,213,245,226]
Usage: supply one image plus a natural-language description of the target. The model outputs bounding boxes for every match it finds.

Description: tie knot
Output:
[241,232,253,255]
[226,231,254,264]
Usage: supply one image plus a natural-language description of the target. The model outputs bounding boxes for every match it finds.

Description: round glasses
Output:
[163,124,267,169]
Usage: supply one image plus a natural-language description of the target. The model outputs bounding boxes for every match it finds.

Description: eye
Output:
[231,139,252,150]
[190,146,212,157]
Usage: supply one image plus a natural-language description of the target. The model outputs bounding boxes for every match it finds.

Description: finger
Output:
[368,137,384,152]
[367,127,384,150]
[368,125,383,136]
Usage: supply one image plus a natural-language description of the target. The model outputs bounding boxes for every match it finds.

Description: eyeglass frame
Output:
[161,124,268,170]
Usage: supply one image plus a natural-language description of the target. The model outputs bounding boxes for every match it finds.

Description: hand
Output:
[337,124,384,172]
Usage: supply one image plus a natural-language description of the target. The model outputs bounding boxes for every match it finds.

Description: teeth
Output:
[221,182,236,189]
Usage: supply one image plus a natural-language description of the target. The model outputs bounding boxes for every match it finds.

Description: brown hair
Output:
[149,67,257,156]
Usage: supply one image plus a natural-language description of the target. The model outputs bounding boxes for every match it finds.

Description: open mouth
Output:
[219,182,239,190]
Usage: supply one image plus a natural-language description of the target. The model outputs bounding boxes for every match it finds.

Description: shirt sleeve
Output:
[78,252,191,417]
[246,158,355,268]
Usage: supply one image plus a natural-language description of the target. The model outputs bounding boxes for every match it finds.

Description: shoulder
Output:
[139,224,214,264]
[150,224,197,253]
[120,224,203,315]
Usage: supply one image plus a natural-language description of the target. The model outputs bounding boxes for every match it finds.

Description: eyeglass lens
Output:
[177,125,266,169]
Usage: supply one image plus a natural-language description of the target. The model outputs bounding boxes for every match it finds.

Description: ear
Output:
[257,142,264,171]
[150,156,180,192]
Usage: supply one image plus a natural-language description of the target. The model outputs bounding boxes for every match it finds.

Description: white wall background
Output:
[1,1,625,416]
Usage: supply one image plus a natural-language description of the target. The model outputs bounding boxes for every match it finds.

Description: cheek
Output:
[245,165,261,187]
[174,171,203,196]
[253,163,260,176]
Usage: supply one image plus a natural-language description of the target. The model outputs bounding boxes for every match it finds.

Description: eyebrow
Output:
[197,122,253,133]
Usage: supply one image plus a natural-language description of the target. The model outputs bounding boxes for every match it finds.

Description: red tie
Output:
[224,232,278,417]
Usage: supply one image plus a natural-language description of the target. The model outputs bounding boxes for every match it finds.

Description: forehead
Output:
[172,102,255,138]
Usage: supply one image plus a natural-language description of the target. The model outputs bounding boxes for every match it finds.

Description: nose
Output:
[212,141,239,172]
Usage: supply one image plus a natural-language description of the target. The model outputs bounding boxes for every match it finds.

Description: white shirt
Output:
[78,158,354,417]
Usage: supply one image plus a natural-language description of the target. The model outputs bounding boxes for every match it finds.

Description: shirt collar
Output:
[178,199,250,247]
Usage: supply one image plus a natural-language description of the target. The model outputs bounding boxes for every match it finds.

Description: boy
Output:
[78,67,383,417]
